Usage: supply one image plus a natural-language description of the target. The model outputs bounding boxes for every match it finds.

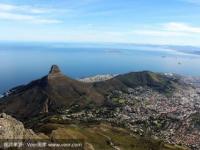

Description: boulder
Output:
[0,113,42,139]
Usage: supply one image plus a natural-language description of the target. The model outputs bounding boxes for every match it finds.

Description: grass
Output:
[34,122,189,150]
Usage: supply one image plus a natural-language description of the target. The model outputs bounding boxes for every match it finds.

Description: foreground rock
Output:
[0,113,43,139]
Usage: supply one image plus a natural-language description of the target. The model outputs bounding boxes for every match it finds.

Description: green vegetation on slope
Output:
[32,121,188,150]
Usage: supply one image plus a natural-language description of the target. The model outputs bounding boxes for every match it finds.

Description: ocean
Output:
[0,42,200,93]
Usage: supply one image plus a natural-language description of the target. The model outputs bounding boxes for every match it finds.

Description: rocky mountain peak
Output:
[48,65,63,79]
[49,65,61,75]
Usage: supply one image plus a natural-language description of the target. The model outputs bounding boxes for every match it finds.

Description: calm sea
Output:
[0,42,200,93]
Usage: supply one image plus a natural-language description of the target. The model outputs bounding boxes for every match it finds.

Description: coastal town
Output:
[56,75,200,150]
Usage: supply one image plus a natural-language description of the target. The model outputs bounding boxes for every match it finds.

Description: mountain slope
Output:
[0,65,104,119]
[0,65,181,120]
[93,71,180,95]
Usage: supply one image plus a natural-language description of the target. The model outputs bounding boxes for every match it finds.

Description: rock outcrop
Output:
[48,65,63,79]
[49,65,61,75]
[0,113,42,139]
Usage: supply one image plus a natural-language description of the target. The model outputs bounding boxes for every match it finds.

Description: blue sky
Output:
[0,0,200,45]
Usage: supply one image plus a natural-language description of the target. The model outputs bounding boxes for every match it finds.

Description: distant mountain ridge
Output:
[94,71,180,95]
[0,65,182,120]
